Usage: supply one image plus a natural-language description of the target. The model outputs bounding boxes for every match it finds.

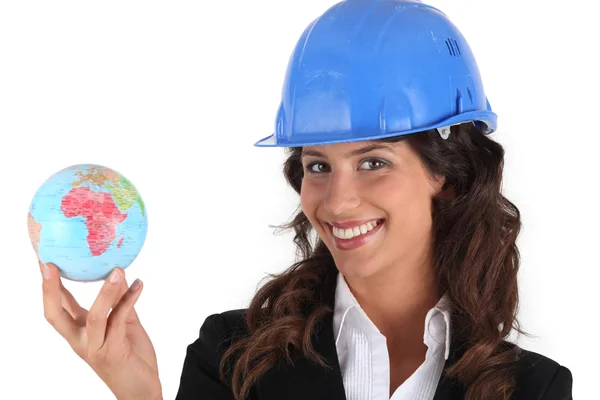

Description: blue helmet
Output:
[254,0,496,147]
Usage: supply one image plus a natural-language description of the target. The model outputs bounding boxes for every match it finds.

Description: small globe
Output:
[28,164,148,282]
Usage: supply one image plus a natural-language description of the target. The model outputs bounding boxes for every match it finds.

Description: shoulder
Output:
[199,309,248,339]
[183,308,249,372]
[176,309,250,399]
[195,308,249,354]
[511,346,573,399]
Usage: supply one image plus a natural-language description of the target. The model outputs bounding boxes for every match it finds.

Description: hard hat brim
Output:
[254,110,497,148]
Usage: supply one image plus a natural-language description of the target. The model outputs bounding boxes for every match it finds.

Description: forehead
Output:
[300,140,404,158]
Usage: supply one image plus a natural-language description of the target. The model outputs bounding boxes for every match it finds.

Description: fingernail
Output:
[108,269,121,283]
[40,262,50,280]
[130,278,142,291]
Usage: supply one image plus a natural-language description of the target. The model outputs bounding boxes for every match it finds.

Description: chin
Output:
[334,258,383,279]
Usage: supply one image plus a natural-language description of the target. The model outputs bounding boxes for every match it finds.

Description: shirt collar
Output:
[332,272,453,360]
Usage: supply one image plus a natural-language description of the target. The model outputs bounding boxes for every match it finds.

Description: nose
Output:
[323,171,361,216]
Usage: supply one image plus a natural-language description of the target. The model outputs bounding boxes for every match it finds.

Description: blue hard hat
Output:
[254,0,496,147]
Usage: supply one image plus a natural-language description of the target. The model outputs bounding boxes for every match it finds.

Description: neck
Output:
[343,249,441,347]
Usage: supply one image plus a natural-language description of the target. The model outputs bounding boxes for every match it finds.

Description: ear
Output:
[432,175,455,200]
[437,184,456,200]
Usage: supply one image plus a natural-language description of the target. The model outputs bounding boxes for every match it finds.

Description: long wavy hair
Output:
[219,122,529,400]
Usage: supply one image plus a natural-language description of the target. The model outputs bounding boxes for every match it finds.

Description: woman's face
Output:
[300,140,445,278]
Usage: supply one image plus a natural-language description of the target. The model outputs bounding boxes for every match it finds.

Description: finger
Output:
[111,272,141,324]
[105,278,144,345]
[40,261,81,346]
[86,268,124,352]
[111,273,129,309]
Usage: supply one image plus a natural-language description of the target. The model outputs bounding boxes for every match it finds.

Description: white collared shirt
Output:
[332,273,452,400]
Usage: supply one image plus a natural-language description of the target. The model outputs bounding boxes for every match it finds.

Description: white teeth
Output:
[331,220,382,239]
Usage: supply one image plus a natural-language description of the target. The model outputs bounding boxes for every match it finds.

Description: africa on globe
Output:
[27,164,148,282]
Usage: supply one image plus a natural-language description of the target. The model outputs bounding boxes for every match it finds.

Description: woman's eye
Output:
[360,159,387,170]
[305,162,330,174]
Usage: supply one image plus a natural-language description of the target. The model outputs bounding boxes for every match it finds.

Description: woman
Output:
[38,1,573,399]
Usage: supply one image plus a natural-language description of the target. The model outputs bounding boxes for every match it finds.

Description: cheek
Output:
[372,176,433,230]
[300,181,319,218]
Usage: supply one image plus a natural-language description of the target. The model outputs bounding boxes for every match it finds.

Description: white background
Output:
[1,0,597,398]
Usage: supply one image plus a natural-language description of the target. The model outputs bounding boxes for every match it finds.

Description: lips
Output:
[328,218,384,229]
[325,219,385,251]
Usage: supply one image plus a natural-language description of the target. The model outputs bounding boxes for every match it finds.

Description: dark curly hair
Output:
[219,122,530,400]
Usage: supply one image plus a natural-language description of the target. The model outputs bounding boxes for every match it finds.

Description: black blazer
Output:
[175,271,573,400]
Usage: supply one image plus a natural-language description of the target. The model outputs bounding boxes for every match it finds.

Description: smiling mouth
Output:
[328,219,384,239]
[326,218,385,240]
[324,218,385,251]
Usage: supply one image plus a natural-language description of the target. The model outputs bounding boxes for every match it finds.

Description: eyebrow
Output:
[300,143,396,160]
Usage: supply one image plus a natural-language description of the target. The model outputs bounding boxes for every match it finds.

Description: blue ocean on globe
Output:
[27,164,148,282]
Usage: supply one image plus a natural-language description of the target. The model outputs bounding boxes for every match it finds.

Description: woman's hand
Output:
[39,261,163,400]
